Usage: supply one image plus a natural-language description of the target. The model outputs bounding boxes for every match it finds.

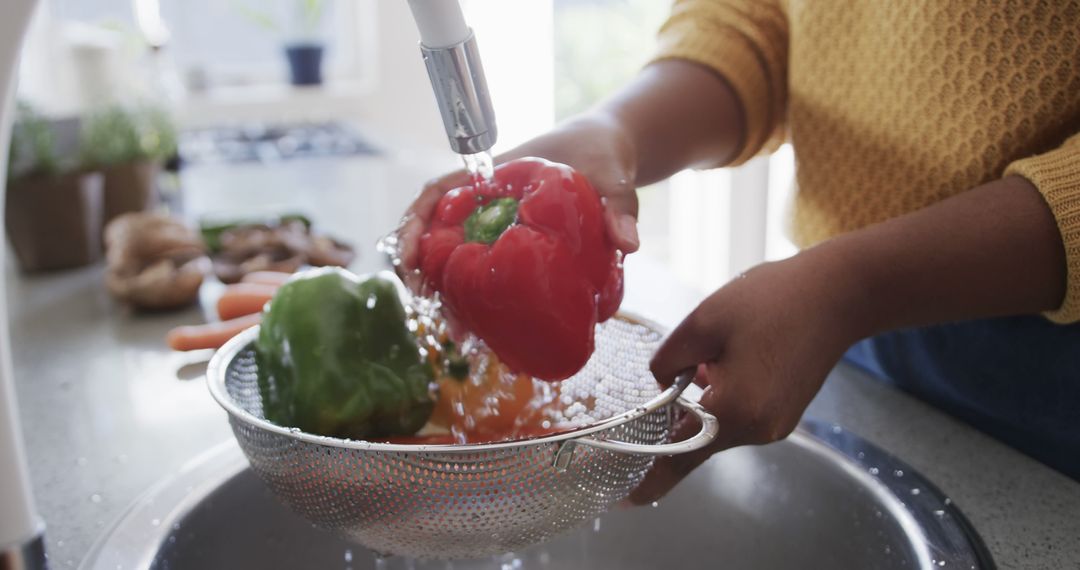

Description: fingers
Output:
[628,387,731,505]
[398,171,470,275]
[498,121,641,254]
[628,376,796,505]
[602,186,640,253]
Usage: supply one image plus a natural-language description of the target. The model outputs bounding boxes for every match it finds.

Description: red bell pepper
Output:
[419,157,624,381]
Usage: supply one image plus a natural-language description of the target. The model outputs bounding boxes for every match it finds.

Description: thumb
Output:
[603,195,640,254]
[590,166,639,254]
[650,304,724,387]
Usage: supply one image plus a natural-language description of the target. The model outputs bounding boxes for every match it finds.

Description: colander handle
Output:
[560,396,719,457]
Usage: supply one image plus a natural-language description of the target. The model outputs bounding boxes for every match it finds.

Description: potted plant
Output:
[236,0,329,86]
[79,104,177,227]
[4,102,105,272]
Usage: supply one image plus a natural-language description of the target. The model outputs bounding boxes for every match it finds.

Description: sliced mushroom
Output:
[210,220,354,283]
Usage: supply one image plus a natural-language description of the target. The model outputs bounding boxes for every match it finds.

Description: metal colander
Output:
[206,314,717,560]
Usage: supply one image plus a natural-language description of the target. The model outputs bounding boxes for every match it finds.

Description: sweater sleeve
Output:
[1005,132,1080,324]
[651,0,789,166]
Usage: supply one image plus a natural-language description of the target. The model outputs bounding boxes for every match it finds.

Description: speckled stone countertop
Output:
[6,155,1079,569]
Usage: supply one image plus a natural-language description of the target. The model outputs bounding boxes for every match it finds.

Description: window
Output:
[548,0,796,291]
[48,0,369,87]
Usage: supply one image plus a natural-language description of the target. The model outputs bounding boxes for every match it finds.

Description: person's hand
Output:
[629,252,865,504]
[395,113,641,291]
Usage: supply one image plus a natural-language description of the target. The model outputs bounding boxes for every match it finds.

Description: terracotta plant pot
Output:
[5,170,105,272]
[102,160,159,226]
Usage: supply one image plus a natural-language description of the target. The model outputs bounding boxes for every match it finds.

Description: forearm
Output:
[598,59,746,186]
[802,175,1067,340]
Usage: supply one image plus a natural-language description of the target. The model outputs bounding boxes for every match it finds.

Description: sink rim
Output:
[78,420,995,570]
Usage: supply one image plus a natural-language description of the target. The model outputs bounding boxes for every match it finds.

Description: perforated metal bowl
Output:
[206,315,717,559]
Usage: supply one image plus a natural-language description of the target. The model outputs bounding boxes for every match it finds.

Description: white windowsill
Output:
[176,79,373,128]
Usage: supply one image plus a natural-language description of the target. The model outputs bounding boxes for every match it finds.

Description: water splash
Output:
[462,151,495,188]
[498,552,523,570]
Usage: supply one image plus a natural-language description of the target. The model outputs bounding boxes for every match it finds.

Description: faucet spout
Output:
[406,0,498,155]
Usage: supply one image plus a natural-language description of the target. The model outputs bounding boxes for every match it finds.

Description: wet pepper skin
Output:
[255,268,434,439]
[419,158,624,381]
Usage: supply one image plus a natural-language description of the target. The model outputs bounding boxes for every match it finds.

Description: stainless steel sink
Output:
[80,421,993,569]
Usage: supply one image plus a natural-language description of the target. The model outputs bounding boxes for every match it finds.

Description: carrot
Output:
[216,283,279,320]
[166,313,262,351]
[240,271,294,287]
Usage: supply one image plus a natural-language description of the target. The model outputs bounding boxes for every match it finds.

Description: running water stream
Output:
[462,151,495,188]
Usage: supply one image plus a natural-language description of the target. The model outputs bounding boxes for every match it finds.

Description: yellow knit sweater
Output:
[655,0,1080,323]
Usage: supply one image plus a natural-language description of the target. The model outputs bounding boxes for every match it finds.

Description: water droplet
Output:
[168,535,176,544]
[933,510,946,517]
[868,467,880,476]
[944,497,952,506]
[151,518,161,527]
[893,469,904,477]
[856,451,865,459]
[344,549,353,562]
[499,553,524,570]
[650,501,659,508]
[910,488,921,496]
[831,424,842,434]
[90,494,103,503]
[593,517,601,532]
[937,560,946,566]
[884,546,892,555]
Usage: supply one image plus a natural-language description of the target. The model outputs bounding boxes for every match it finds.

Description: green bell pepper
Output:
[255,267,434,440]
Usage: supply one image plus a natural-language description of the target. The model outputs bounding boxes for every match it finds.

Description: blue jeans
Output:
[843,315,1080,480]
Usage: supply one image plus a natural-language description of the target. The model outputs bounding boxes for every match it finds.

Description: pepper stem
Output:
[464,198,519,244]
